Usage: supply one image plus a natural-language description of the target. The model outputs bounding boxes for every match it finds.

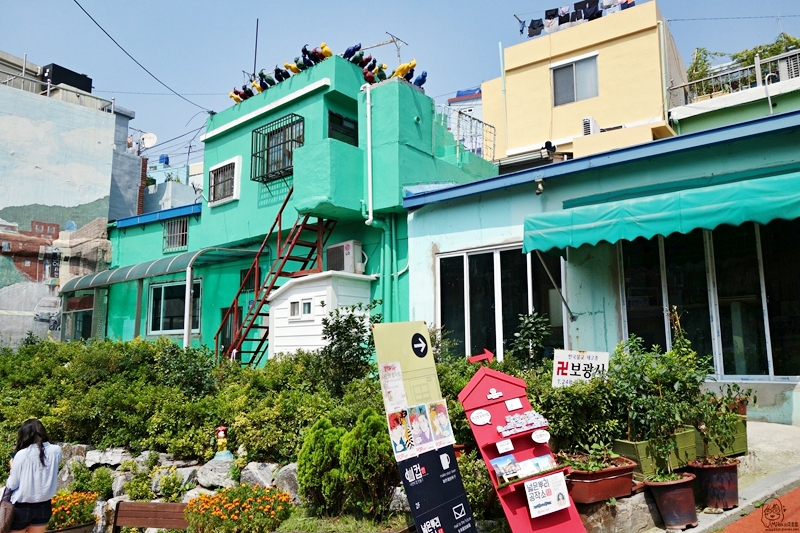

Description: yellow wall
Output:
[483,1,682,159]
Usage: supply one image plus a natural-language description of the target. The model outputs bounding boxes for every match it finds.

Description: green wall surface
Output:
[100,55,494,354]
[672,89,800,135]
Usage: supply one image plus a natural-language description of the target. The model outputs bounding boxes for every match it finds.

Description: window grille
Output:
[209,162,236,203]
[251,113,304,183]
[163,217,188,253]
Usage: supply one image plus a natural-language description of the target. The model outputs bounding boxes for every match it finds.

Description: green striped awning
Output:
[523,172,800,253]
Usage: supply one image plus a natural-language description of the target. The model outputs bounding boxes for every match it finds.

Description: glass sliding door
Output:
[760,219,800,376]
[468,253,496,355]
[713,223,768,376]
[664,229,713,360]
[623,237,667,351]
[439,256,466,352]
[500,250,529,354]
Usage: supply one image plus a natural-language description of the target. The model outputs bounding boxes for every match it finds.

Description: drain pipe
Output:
[391,213,399,321]
[361,82,392,318]
[362,83,376,226]
[657,21,669,122]
[183,264,194,348]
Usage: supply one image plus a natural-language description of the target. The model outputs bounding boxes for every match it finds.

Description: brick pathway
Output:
[720,484,800,533]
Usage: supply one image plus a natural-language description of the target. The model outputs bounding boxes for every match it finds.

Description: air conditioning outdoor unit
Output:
[326,240,364,274]
[582,116,601,136]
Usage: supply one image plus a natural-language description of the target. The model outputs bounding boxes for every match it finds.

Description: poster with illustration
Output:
[427,399,456,448]
[408,404,435,454]
[387,409,417,461]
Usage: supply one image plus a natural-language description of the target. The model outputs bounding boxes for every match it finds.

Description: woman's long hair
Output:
[15,419,49,466]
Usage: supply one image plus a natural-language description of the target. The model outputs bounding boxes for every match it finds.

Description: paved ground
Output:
[645,420,800,533]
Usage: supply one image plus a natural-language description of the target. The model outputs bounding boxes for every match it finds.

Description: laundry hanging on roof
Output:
[558,5,571,16]
[601,0,616,7]
[604,4,621,15]
[519,19,527,34]
[571,9,584,22]
[621,0,635,9]
[585,3,602,20]
[574,1,588,11]
[545,8,559,19]
[558,6,571,25]
[528,18,544,37]
[544,16,559,33]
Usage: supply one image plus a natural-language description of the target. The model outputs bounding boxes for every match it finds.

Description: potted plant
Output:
[45,491,98,533]
[609,310,711,480]
[527,367,635,504]
[557,443,637,504]
[688,391,743,510]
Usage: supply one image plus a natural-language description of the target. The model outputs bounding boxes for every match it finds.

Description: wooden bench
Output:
[112,501,188,532]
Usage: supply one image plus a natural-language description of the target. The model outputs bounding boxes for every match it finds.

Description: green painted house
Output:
[60,55,497,365]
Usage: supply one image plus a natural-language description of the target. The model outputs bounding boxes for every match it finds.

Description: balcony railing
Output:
[435,105,496,162]
[669,49,800,107]
[1,65,114,112]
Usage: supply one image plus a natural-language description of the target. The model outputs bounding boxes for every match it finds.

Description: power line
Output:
[95,91,225,96]
[668,15,800,22]
[71,0,214,114]
[142,127,205,152]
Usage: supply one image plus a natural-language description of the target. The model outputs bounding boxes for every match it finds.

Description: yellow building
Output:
[483,1,686,160]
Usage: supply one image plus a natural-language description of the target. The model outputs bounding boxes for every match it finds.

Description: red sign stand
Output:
[458,365,586,533]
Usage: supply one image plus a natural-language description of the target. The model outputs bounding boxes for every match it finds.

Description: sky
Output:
[2,0,799,167]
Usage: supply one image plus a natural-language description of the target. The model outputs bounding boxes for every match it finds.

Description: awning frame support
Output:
[535,250,576,322]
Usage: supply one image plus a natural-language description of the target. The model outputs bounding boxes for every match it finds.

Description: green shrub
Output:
[318,301,382,396]
[339,408,399,521]
[89,467,114,501]
[123,463,155,501]
[456,450,497,521]
[154,341,216,398]
[68,460,93,493]
[507,312,551,368]
[158,466,193,502]
[297,418,347,517]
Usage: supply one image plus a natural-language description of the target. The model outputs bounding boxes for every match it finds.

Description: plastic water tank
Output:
[159,154,170,165]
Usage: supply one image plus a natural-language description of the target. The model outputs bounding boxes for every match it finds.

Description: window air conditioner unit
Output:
[326,240,363,274]
[582,116,601,136]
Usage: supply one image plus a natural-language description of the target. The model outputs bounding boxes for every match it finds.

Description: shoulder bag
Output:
[0,486,13,533]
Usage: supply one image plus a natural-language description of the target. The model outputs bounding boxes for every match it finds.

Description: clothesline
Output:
[520,0,636,39]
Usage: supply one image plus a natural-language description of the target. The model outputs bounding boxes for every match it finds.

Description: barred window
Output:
[163,217,189,253]
[209,162,235,203]
[251,114,304,184]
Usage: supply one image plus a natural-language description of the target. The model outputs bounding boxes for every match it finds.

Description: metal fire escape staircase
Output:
[214,186,336,366]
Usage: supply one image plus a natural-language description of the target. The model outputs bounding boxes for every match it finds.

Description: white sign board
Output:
[524,471,570,518]
[551,350,609,387]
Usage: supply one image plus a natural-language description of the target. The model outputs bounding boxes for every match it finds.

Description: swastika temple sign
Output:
[551,350,609,387]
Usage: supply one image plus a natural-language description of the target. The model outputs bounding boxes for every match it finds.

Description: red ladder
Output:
[214,187,336,366]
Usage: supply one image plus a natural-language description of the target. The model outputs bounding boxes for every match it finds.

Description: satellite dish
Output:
[140,133,158,149]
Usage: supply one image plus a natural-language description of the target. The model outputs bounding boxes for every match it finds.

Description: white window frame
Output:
[162,217,189,253]
[208,155,241,207]
[301,298,313,318]
[435,244,566,361]
[289,300,301,320]
[551,52,599,107]
[618,224,800,383]
[148,280,201,335]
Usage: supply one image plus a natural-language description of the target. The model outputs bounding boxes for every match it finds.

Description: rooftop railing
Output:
[1,65,114,112]
[435,105,496,163]
[669,49,800,107]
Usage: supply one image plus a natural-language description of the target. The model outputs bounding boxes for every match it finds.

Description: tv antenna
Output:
[362,32,409,66]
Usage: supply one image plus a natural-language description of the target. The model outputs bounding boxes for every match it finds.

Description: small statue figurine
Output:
[213,425,234,461]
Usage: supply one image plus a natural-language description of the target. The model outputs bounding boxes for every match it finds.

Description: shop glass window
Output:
[149,281,200,334]
[664,229,713,360]
[623,237,666,351]
[760,218,800,376]
[713,223,768,376]
[469,253,496,355]
[500,250,528,353]
[439,256,466,352]
[531,250,564,355]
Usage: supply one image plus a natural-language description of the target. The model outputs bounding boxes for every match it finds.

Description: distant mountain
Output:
[0,197,109,231]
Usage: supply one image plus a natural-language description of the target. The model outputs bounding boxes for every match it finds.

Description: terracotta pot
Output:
[453,444,465,458]
[689,459,740,510]
[644,473,698,531]
[46,522,96,533]
[566,456,637,504]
